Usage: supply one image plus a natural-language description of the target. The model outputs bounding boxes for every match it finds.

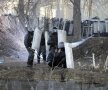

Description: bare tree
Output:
[17,0,41,31]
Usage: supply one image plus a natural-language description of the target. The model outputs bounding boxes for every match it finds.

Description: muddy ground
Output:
[0,56,108,85]
[0,36,108,84]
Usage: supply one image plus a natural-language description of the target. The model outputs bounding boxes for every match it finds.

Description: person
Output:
[24,29,34,67]
[47,31,58,66]
[59,18,64,30]
[57,42,66,68]
[47,31,66,68]
[65,20,70,35]
[47,31,58,45]
[47,42,66,68]
[47,45,57,67]
[37,32,46,63]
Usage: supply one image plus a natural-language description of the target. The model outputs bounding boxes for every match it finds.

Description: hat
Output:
[58,42,64,48]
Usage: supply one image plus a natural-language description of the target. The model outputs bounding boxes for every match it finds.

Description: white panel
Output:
[57,30,66,46]
[93,21,99,33]
[32,28,42,52]
[64,43,74,69]
[45,31,50,59]
[105,20,108,32]
[99,21,105,33]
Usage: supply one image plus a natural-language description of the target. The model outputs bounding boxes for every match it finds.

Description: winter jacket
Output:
[47,48,66,68]
[47,32,58,47]
[40,33,45,46]
[24,31,34,49]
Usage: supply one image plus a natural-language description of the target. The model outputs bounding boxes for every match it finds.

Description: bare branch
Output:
[70,0,74,5]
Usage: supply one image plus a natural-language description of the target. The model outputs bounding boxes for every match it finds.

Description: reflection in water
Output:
[0,57,4,64]
[0,80,107,90]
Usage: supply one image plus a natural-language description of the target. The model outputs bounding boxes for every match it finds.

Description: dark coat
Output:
[40,33,45,46]
[65,21,70,34]
[47,48,66,68]
[24,31,34,49]
[47,32,58,47]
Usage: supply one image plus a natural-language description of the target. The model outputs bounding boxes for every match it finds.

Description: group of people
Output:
[47,31,66,68]
[24,26,67,68]
[51,18,74,36]
[43,17,74,36]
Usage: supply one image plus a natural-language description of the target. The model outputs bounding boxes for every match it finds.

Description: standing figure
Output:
[24,30,34,67]
[57,42,66,68]
[37,32,46,63]
[65,20,70,35]
[59,18,64,30]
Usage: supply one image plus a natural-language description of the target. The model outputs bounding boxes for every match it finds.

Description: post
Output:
[64,43,74,69]
[92,53,96,68]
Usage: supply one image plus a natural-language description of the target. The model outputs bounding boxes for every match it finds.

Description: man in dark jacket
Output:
[24,30,34,67]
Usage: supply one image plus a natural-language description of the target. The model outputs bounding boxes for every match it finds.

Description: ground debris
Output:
[0,62,108,84]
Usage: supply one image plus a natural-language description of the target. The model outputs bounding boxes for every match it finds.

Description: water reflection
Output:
[0,57,4,64]
[0,80,107,90]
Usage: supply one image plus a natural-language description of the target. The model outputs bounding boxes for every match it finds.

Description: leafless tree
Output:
[17,0,51,31]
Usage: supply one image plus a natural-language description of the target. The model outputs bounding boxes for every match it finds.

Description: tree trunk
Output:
[18,0,25,26]
[73,0,81,41]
